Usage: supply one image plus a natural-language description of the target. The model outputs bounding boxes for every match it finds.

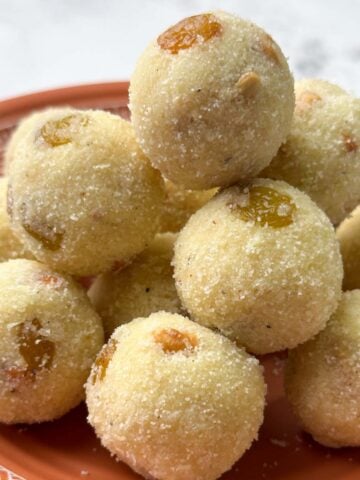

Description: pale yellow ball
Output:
[173,178,343,354]
[86,311,265,480]
[0,259,104,424]
[130,11,294,189]
[8,108,165,276]
[285,290,360,447]
[262,79,360,225]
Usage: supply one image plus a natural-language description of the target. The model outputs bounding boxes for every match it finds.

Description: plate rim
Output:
[0,81,129,127]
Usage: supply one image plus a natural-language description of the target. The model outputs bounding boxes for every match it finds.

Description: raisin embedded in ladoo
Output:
[173,178,343,354]
[4,108,73,174]
[130,11,294,190]
[7,108,165,276]
[0,259,104,424]
[262,79,360,225]
[86,311,265,480]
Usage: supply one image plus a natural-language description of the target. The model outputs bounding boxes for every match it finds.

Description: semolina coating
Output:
[160,179,217,232]
[0,259,104,424]
[337,206,360,291]
[3,109,73,174]
[86,311,265,480]
[173,178,343,354]
[89,233,183,338]
[285,290,360,448]
[0,177,31,262]
[8,108,165,276]
[262,79,360,225]
[130,11,294,190]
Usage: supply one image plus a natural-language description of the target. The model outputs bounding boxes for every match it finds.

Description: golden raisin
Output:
[19,204,64,251]
[91,338,118,385]
[153,328,198,353]
[236,72,261,98]
[296,91,322,112]
[228,185,296,228]
[342,133,358,153]
[40,114,88,147]
[157,14,222,54]
[23,220,64,251]
[16,318,55,378]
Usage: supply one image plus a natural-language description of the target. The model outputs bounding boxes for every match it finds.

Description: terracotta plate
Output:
[0,83,359,480]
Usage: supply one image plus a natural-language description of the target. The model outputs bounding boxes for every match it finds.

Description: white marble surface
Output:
[1,0,359,100]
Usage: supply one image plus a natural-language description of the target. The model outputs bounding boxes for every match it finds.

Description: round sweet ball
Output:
[8,108,165,276]
[86,311,265,480]
[262,79,360,225]
[160,179,217,232]
[0,177,31,262]
[0,259,104,424]
[285,290,360,447]
[337,206,360,291]
[4,108,73,174]
[130,11,294,190]
[89,233,182,338]
[173,178,343,354]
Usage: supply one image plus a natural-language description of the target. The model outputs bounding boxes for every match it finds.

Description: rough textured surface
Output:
[337,205,360,291]
[262,79,360,225]
[0,177,31,262]
[160,179,216,233]
[0,259,104,424]
[173,178,343,354]
[7,108,165,276]
[89,233,183,338]
[86,312,265,480]
[130,10,294,189]
[4,109,65,174]
[285,290,360,448]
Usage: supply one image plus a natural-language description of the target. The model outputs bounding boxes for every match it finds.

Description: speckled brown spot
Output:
[91,338,118,384]
[154,328,198,353]
[111,260,129,272]
[342,133,358,153]
[3,366,28,382]
[38,273,62,287]
[228,185,297,228]
[236,72,261,98]
[91,209,106,221]
[157,14,222,54]
[296,91,322,112]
